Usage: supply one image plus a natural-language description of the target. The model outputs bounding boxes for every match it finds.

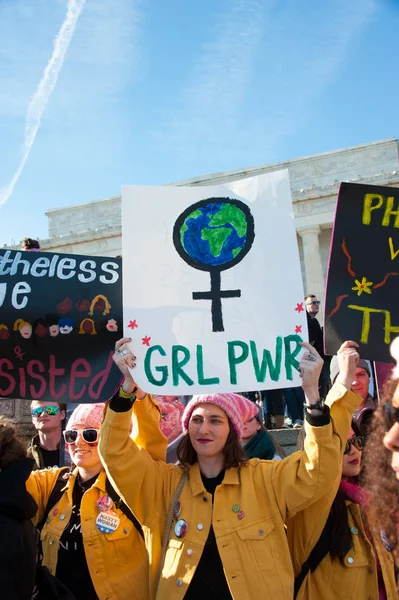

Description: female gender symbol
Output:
[173,197,255,332]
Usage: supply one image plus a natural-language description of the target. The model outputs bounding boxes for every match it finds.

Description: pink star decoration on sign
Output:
[128,320,138,330]
[142,336,151,347]
[295,325,302,334]
[294,303,304,313]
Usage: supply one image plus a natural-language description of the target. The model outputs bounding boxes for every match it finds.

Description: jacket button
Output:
[347,557,354,564]
[368,567,374,575]
[197,524,203,530]
[259,529,264,536]
[177,579,183,587]
[203,497,207,502]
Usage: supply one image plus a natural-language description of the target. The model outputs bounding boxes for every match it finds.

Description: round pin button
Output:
[347,557,354,564]
[187,549,193,556]
[232,504,240,513]
[177,579,183,587]
[174,519,188,538]
[259,529,264,536]
[197,523,204,530]
[350,527,358,535]
[60,514,65,521]
[237,511,245,520]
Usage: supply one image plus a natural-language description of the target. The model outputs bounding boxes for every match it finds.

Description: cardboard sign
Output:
[121,170,307,394]
[0,250,123,403]
[325,182,399,363]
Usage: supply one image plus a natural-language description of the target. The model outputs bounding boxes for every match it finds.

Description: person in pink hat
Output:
[25,367,168,600]
[99,338,363,600]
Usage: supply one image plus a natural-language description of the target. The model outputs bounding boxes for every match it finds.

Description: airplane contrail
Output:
[0,0,86,207]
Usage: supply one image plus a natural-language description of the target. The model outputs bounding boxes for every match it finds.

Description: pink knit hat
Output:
[66,403,105,430]
[182,393,258,439]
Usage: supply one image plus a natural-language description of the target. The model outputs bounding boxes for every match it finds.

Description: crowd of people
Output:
[1,251,399,599]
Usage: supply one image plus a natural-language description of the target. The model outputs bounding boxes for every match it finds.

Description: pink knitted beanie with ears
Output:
[182,393,259,439]
[66,403,105,430]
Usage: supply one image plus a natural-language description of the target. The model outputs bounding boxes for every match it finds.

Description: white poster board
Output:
[121,170,307,394]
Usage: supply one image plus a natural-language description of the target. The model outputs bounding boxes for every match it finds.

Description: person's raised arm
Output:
[268,341,362,521]
[112,337,168,461]
[99,339,175,526]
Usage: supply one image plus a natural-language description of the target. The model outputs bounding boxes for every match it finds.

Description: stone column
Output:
[298,226,325,320]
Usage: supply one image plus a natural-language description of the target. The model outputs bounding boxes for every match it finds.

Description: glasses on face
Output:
[31,405,59,417]
[306,300,320,306]
[63,429,100,445]
[344,436,365,455]
[383,403,399,433]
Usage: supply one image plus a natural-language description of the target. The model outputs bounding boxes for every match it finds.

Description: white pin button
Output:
[197,524,203,530]
[347,557,354,564]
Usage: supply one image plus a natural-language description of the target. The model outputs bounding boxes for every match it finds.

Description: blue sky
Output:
[0,0,398,247]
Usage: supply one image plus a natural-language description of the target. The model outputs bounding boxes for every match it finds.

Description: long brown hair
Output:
[362,378,399,571]
[177,419,247,469]
[0,417,27,469]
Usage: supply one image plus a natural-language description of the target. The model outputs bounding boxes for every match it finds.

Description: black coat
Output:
[0,457,38,600]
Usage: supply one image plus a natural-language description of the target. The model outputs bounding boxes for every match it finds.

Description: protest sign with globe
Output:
[173,198,255,332]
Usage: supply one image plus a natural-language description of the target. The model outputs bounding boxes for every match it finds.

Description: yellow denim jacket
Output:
[27,395,167,600]
[99,385,361,600]
[287,383,398,600]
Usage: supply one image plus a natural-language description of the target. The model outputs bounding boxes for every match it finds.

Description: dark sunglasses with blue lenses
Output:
[31,405,60,417]
[383,403,399,433]
[344,436,365,454]
[63,429,99,445]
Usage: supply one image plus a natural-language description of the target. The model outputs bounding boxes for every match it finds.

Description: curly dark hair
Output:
[0,417,27,469]
[177,420,247,469]
[361,378,399,571]
[21,237,40,250]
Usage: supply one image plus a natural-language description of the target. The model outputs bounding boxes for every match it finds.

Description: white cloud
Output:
[0,0,86,207]
[0,0,143,205]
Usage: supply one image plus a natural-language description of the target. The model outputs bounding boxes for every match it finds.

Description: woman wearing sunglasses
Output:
[289,344,398,599]
[25,371,168,600]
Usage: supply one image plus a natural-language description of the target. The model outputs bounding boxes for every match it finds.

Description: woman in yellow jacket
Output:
[99,338,362,600]
[291,416,397,600]
[286,341,398,600]
[26,380,167,600]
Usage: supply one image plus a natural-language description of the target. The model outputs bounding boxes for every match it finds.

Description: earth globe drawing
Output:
[173,197,255,332]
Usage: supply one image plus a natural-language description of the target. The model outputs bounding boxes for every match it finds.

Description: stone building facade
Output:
[2,137,399,436]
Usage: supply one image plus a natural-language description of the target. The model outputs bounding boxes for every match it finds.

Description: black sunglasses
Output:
[306,300,320,306]
[383,403,399,433]
[344,436,365,454]
[63,429,99,445]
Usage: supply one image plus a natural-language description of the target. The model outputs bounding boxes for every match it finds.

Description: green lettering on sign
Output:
[250,337,282,382]
[284,334,303,380]
[172,345,194,386]
[196,345,220,385]
[144,346,168,386]
[227,341,249,384]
